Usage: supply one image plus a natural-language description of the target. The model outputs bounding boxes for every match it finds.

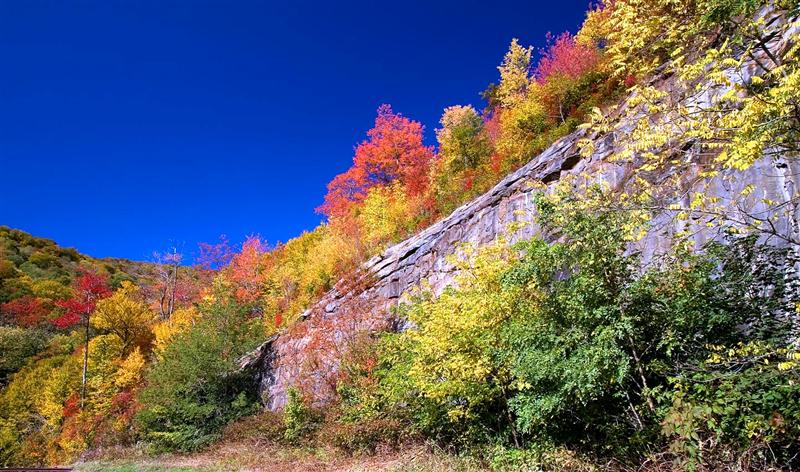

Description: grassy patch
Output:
[76,464,206,472]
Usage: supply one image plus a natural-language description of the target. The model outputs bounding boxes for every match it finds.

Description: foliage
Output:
[221,410,286,444]
[663,342,800,469]
[0,326,48,384]
[0,326,146,465]
[152,306,198,357]
[432,105,493,213]
[92,281,155,354]
[1,295,51,327]
[136,280,262,452]
[343,185,796,467]
[379,242,517,444]
[535,32,601,83]
[52,271,111,330]
[319,104,435,221]
[358,183,426,249]
[483,29,608,176]
[0,226,148,309]
[260,224,361,329]
[317,415,406,455]
[4,0,800,467]
[282,387,321,442]
[495,39,533,108]
[196,234,234,270]
[580,0,800,245]
[225,236,269,306]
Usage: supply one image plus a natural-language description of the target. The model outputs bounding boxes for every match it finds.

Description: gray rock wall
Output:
[242,125,796,410]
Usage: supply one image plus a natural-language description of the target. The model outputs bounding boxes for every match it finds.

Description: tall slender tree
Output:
[53,270,111,408]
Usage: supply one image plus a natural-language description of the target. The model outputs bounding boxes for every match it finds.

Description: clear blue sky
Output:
[0,0,589,262]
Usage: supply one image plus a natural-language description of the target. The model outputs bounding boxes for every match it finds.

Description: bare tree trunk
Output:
[159,285,168,319]
[168,253,178,317]
[81,312,89,409]
[155,247,181,320]
[628,334,656,413]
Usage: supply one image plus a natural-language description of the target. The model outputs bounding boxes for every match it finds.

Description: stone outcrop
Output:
[241,5,799,410]
[242,129,796,410]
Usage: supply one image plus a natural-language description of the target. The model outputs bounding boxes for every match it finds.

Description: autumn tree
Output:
[431,105,494,212]
[436,105,492,172]
[137,279,262,452]
[495,39,532,108]
[92,281,155,354]
[319,105,435,220]
[261,225,361,330]
[152,306,197,357]
[197,235,234,270]
[534,32,600,83]
[359,183,424,248]
[488,39,550,171]
[226,235,269,306]
[53,270,111,407]
[0,296,49,327]
[534,32,602,124]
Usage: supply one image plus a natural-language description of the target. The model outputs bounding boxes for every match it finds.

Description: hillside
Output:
[245,3,800,415]
[0,227,158,382]
[0,227,210,463]
[3,0,800,471]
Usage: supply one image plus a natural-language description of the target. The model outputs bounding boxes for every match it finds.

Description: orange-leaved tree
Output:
[318,104,435,221]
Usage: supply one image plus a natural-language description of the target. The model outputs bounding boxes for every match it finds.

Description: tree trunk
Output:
[81,312,89,409]
[169,260,178,317]
[627,334,656,413]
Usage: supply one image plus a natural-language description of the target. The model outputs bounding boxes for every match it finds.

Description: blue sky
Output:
[0,0,590,262]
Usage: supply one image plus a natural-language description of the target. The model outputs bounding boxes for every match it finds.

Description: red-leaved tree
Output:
[53,270,111,407]
[318,104,435,220]
[534,32,600,83]
[1,295,50,327]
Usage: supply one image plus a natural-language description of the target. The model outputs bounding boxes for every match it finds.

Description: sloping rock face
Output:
[244,6,799,410]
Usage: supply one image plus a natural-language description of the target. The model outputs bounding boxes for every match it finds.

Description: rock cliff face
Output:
[242,131,797,410]
[242,6,799,410]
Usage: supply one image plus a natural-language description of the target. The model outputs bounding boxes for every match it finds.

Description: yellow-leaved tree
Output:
[152,306,198,358]
[92,281,155,354]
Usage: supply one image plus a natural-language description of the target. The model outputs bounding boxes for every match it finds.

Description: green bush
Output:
[663,343,800,469]
[0,326,48,384]
[282,387,321,442]
[136,282,262,452]
[349,189,796,467]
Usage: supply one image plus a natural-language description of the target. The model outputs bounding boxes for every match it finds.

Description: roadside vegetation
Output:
[3,0,800,470]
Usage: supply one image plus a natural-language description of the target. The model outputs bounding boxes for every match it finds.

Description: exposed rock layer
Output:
[243,128,796,409]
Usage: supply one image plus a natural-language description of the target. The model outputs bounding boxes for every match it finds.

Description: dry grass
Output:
[74,440,487,472]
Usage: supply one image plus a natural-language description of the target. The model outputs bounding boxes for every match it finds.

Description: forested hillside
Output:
[3,0,800,470]
[0,226,151,383]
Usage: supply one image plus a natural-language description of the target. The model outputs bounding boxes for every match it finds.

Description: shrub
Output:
[317,416,406,455]
[0,326,48,384]
[136,281,262,452]
[282,387,321,442]
[662,343,800,469]
[222,410,286,444]
[352,187,796,466]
